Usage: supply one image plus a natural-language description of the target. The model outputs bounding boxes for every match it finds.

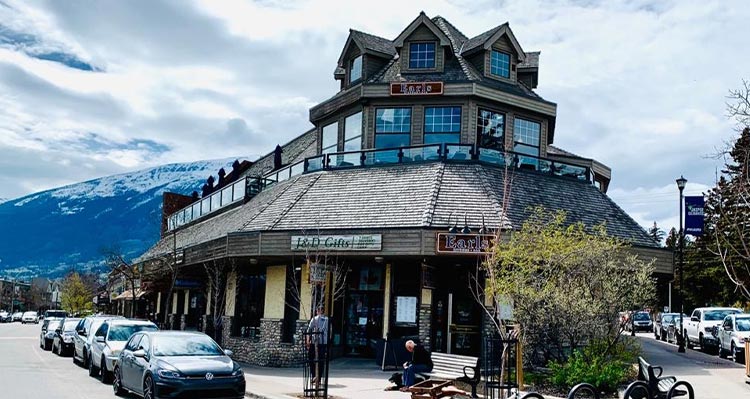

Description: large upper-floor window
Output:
[513,117,541,157]
[349,55,362,83]
[490,50,511,78]
[409,42,436,69]
[424,106,461,144]
[375,108,411,148]
[344,112,362,151]
[477,109,505,149]
[322,122,338,154]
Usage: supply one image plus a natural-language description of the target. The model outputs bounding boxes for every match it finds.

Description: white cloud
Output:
[0,0,748,236]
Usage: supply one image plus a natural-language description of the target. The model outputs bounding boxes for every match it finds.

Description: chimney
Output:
[273,145,283,171]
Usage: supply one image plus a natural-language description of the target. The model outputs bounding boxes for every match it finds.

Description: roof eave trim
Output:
[393,12,452,49]
[336,33,366,67]
[481,25,526,62]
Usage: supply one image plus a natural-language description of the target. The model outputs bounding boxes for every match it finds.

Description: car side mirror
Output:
[133,349,146,358]
[690,317,699,322]
[95,336,105,343]
[724,325,732,331]
[79,331,87,337]
[224,349,233,357]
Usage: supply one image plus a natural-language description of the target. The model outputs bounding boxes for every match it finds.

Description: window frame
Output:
[490,50,511,79]
[349,55,363,84]
[476,107,506,150]
[512,116,541,158]
[408,42,436,69]
[343,111,363,152]
[423,106,462,145]
[374,107,412,149]
[321,121,339,154]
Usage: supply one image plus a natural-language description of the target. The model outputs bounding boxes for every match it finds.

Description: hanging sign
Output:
[291,235,382,251]
[436,233,495,255]
[684,196,704,236]
[390,82,443,96]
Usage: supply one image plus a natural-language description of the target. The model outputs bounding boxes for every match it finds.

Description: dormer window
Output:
[490,50,511,78]
[409,43,435,69]
[349,55,362,83]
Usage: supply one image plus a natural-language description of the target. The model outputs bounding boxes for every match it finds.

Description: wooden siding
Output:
[473,84,556,116]
[467,52,484,76]
[633,246,673,276]
[309,86,362,122]
[364,55,389,82]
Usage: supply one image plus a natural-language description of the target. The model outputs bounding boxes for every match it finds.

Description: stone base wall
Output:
[222,317,308,367]
[418,305,432,351]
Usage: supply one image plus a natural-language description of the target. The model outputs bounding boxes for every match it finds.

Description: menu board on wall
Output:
[395,296,417,324]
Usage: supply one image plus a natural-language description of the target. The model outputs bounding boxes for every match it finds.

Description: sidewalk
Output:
[243,357,412,399]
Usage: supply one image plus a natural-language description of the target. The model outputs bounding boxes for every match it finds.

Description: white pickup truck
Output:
[684,307,742,352]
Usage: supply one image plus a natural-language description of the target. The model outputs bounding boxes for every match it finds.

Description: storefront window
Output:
[424,106,461,144]
[345,265,384,357]
[477,108,505,149]
[513,117,541,170]
[344,112,362,152]
[322,122,338,154]
[232,272,266,339]
[375,108,411,148]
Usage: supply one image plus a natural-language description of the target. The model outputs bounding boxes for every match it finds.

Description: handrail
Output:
[166,143,593,232]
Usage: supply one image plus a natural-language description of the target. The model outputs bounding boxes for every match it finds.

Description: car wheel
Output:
[143,375,155,399]
[113,367,126,396]
[56,342,64,357]
[88,355,99,377]
[100,356,112,384]
[686,331,693,349]
[83,350,89,368]
[44,339,51,351]
[731,342,738,363]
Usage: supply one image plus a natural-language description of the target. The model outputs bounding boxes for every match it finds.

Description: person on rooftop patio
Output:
[400,340,433,392]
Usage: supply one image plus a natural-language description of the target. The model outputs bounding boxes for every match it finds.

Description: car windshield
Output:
[23,312,37,316]
[46,320,61,330]
[63,320,79,332]
[705,310,739,321]
[634,313,650,321]
[662,315,674,323]
[107,324,158,341]
[153,335,224,356]
[737,318,750,332]
[45,311,67,318]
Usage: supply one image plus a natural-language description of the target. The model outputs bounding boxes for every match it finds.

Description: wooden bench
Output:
[637,356,688,398]
[416,352,480,398]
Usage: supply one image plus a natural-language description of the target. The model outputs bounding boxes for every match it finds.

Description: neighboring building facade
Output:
[137,13,670,367]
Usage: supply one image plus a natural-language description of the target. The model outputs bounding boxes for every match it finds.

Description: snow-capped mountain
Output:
[0,157,240,278]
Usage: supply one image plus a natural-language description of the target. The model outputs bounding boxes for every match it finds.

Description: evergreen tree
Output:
[647,222,666,246]
[665,227,678,249]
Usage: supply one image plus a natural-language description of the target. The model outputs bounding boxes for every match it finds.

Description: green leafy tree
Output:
[482,207,656,367]
[60,272,93,316]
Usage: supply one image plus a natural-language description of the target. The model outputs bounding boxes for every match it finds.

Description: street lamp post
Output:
[676,175,687,353]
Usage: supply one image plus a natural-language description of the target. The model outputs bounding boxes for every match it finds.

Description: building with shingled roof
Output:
[135,12,670,367]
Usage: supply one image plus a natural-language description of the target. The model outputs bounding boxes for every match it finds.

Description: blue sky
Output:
[0,0,748,233]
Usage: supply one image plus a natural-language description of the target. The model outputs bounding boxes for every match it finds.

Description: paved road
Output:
[635,332,750,399]
[0,322,124,399]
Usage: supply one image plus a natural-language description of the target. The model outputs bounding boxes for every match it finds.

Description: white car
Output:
[21,311,39,324]
[88,319,158,383]
[685,307,742,352]
[718,313,750,362]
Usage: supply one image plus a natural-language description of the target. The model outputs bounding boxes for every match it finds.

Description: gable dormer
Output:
[335,30,395,90]
[462,23,525,83]
[393,12,452,74]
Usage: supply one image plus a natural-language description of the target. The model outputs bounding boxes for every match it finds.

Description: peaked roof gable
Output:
[393,11,451,49]
[336,29,396,67]
[461,23,526,62]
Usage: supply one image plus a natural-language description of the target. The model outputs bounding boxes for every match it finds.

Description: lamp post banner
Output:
[684,196,704,236]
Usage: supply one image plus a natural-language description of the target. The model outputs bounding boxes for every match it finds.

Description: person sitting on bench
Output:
[400,340,433,392]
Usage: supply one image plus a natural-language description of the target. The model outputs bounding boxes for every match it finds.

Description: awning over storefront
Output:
[113,289,149,301]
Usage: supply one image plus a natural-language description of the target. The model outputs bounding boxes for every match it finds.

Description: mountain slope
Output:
[0,158,239,279]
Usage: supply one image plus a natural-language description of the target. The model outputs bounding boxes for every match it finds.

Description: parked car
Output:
[73,315,124,368]
[113,331,245,399]
[685,307,742,352]
[40,319,62,351]
[12,312,23,322]
[44,309,67,320]
[625,311,653,332]
[0,311,10,323]
[52,317,81,356]
[654,313,686,341]
[21,311,39,324]
[89,319,158,383]
[718,313,750,362]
